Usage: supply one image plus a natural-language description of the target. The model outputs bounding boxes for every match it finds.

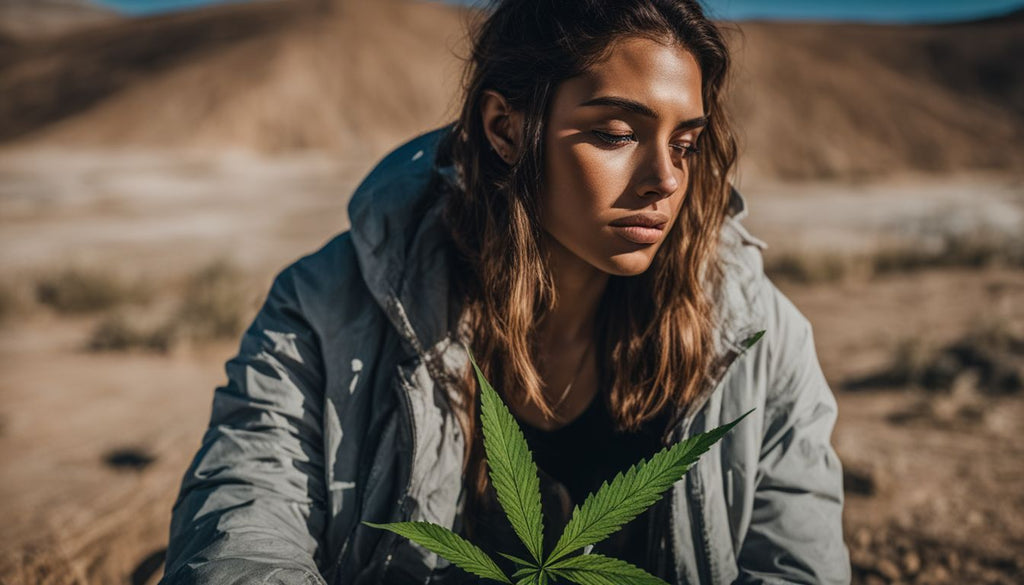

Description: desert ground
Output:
[1,1,1022,584]
[0,149,1020,585]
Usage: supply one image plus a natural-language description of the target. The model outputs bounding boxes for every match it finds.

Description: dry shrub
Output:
[845,323,1024,395]
[35,267,149,314]
[767,232,1024,285]
[87,314,176,353]
[872,232,1023,275]
[174,260,250,342]
[87,260,254,353]
[764,252,856,284]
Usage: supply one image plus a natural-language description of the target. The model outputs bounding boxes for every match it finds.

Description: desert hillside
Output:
[727,12,1023,179]
[0,0,1021,179]
[0,0,118,40]
[0,0,469,161]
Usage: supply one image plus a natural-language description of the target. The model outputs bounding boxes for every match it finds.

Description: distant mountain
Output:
[0,0,1020,180]
[0,0,119,39]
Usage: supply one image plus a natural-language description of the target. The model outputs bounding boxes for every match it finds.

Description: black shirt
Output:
[518,390,672,571]
[432,387,679,581]
[433,391,676,583]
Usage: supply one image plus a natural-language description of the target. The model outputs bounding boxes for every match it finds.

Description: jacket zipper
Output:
[688,417,713,585]
[380,364,419,580]
[663,332,760,584]
[664,371,720,584]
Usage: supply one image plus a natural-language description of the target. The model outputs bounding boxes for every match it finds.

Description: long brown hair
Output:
[440,0,738,529]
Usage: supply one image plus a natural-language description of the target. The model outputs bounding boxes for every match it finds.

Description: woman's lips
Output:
[610,224,665,245]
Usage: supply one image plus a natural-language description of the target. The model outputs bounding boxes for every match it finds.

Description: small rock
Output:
[950,370,980,399]
[854,527,873,549]
[877,558,902,581]
[902,550,921,575]
[850,548,874,569]
[929,396,960,424]
[919,564,951,584]
[895,513,914,531]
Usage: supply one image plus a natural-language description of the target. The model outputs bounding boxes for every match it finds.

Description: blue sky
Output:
[96,0,1024,23]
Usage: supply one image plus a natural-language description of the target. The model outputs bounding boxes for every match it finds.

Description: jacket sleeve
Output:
[734,285,851,585]
[161,265,329,585]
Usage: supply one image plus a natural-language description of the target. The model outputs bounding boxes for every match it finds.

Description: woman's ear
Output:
[480,90,523,164]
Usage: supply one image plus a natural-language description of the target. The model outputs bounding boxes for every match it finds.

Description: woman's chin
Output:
[599,251,657,277]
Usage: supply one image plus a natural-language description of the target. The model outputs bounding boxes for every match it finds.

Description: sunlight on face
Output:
[541,36,706,276]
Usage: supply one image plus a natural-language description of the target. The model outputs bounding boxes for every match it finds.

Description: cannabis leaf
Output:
[499,552,536,568]
[364,340,760,583]
[473,351,546,565]
[513,565,542,582]
[741,329,766,350]
[361,520,511,583]
[547,553,668,585]
[543,408,754,566]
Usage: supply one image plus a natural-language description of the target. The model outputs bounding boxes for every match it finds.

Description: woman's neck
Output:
[539,236,609,347]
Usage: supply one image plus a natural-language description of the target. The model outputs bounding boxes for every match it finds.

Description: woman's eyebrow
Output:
[578,96,707,130]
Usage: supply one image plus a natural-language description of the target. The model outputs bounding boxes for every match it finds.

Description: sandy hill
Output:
[0,0,468,159]
[728,12,1023,179]
[0,0,1020,180]
[0,0,119,40]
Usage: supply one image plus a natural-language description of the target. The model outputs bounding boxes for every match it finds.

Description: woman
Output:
[162,1,850,583]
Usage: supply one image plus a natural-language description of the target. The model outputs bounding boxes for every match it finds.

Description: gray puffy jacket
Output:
[161,127,851,584]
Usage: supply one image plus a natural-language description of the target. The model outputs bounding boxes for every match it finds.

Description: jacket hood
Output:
[347,126,767,372]
[348,127,461,361]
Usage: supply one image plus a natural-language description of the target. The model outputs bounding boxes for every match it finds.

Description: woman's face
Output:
[541,36,706,276]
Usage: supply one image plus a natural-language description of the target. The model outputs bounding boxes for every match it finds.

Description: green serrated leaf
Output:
[545,409,755,565]
[513,565,540,580]
[545,553,668,585]
[362,521,510,583]
[741,329,766,350]
[547,567,571,582]
[470,351,546,565]
[499,552,537,568]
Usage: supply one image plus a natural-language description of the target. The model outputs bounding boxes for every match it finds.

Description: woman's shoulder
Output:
[269,233,380,333]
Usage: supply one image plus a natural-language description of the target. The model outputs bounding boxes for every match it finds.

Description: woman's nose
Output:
[637,146,680,199]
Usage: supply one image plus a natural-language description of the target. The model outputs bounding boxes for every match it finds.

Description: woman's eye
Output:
[593,130,636,145]
[672,143,701,159]
[594,131,701,159]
